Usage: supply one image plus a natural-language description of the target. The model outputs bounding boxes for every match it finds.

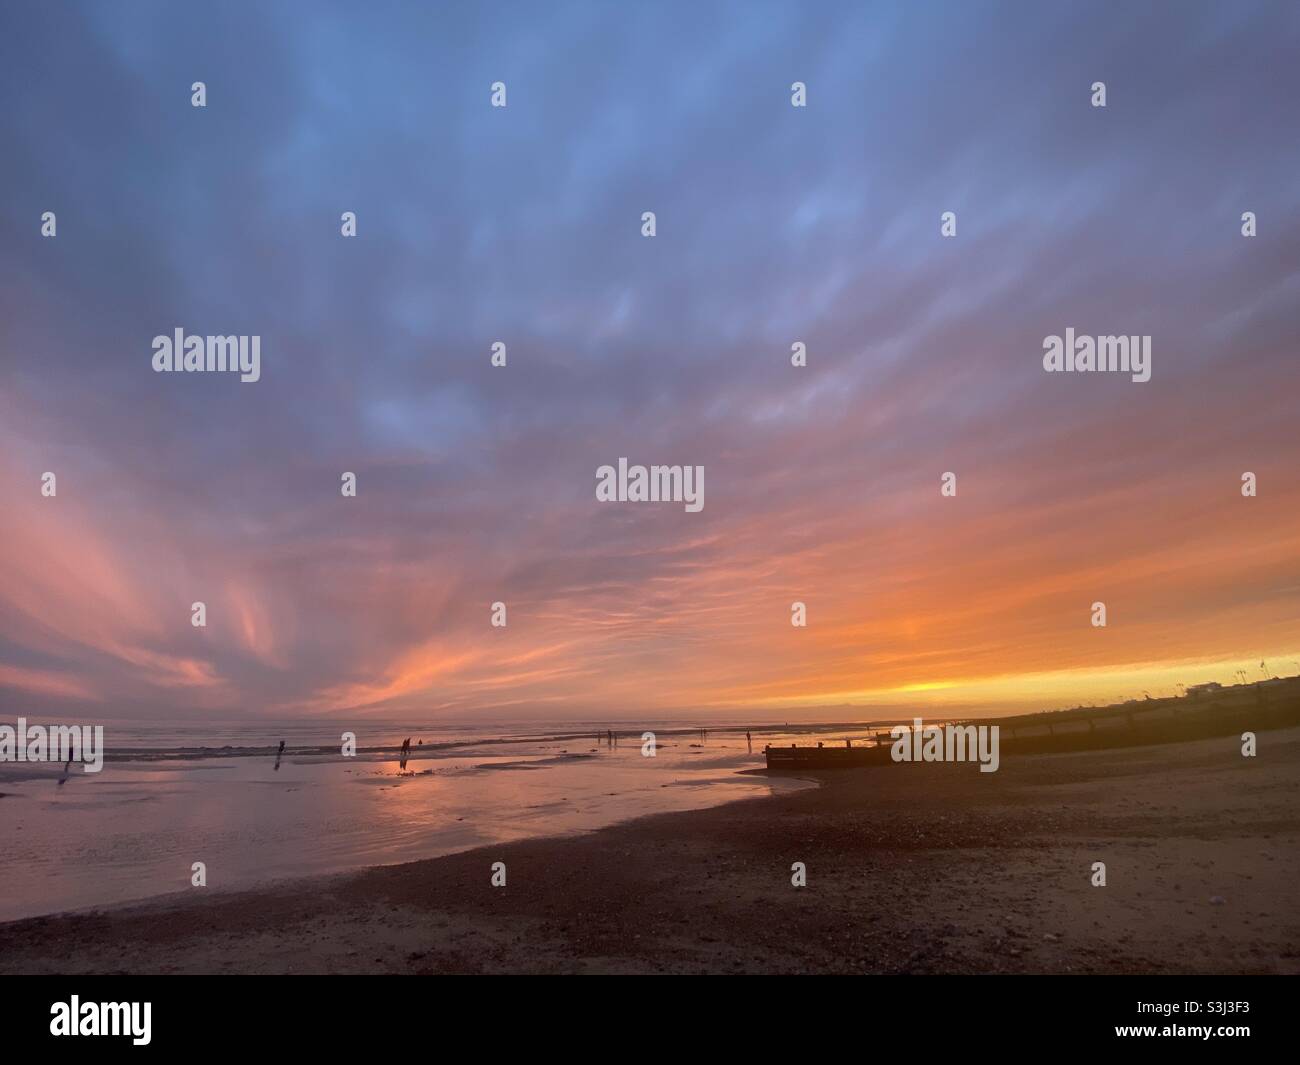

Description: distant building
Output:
[1186,682,1223,697]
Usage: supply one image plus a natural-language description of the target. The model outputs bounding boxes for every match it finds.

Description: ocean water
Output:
[0,720,880,922]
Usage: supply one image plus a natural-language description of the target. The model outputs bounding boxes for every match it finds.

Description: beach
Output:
[4,724,1296,975]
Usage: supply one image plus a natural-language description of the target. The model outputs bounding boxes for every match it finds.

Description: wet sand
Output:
[3,725,1297,974]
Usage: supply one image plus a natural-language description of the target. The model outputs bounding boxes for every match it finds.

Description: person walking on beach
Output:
[746,730,752,754]
[399,737,411,770]
[274,739,285,771]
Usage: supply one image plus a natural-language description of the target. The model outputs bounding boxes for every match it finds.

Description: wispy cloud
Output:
[1,1,1297,719]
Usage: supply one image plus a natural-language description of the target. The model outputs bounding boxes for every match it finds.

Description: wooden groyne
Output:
[764,742,892,769]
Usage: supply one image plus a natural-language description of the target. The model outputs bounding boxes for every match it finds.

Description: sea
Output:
[0,718,893,922]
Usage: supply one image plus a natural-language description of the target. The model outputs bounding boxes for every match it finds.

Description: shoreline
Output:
[3,726,1297,974]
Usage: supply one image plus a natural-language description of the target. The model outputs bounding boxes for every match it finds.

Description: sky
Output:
[1,0,1298,724]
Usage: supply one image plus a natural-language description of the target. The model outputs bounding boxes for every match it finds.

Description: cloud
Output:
[1,1,1297,719]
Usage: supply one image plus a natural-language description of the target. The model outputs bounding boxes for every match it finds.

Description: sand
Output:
[2,725,1297,975]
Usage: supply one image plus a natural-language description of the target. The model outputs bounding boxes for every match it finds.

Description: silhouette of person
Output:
[746,730,752,753]
[274,739,285,771]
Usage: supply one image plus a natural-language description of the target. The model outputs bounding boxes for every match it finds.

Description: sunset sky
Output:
[2,1,1298,723]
